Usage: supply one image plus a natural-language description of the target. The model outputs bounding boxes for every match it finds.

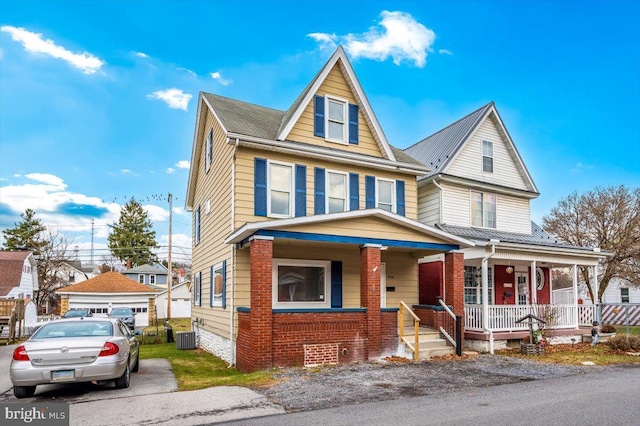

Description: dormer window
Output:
[327,96,347,143]
[483,141,493,173]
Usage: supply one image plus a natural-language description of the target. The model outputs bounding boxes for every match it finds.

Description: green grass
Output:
[612,325,640,335]
[139,343,274,391]
[498,341,640,365]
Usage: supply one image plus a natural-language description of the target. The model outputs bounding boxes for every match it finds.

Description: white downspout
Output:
[229,138,239,366]
[482,241,498,354]
[433,179,444,224]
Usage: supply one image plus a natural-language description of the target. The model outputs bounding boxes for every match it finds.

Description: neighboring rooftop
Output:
[57,271,158,293]
[0,251,33,297]
[124,264,168,275]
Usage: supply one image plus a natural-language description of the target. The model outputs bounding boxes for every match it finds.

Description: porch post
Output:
[593,265,600,323]
[360,244,381,359]
[248,236,273,370]
[444,252,465,347]
[572,264,579,326]
[530,260,537,305]
[481,258,489,330]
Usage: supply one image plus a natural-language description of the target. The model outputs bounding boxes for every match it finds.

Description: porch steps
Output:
[401,327,455,360]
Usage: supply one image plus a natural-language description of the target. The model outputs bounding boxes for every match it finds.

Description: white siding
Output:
[417,183,440,226]
[602,279,640,304]
[446,116,530,191]
[441,183,470,226]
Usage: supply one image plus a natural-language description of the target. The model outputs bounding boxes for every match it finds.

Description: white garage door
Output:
[170,298,191,318]
[69,300,149,327]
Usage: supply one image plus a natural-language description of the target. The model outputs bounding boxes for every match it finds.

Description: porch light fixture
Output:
[506,266,514,274]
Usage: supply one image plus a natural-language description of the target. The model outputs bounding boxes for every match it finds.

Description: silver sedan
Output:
[10,317,140,399]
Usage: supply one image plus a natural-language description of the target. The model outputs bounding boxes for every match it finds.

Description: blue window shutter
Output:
[314,167,326,214]
[254,158,267,216]
[396,180,405,216]
[348,103,359,144]
[295,165,306,217]
[365,175,375,209]
[349,173,359,210]
[221,260,227,309]
[314,95,325,138]
[209,266,214,307]
[331,261,343,308]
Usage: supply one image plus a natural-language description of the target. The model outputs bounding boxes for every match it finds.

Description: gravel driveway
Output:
[256,354,606,412]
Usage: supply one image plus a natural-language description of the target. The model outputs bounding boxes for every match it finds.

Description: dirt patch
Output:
[255,354,603,412]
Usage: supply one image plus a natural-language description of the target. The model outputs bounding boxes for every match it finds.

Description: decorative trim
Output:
[273,308,366,313]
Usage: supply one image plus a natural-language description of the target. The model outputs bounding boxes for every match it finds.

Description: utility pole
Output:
[167,193,173,320]
[90,219,95,265]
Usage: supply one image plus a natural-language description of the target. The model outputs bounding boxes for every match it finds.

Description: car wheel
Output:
[114,362,130,389]
[131,352,140,373]
[14,385,36,399]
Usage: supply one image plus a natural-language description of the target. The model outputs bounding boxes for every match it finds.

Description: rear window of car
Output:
[111,308,133,315]
[63,310,89,317]
[33,321,114,339]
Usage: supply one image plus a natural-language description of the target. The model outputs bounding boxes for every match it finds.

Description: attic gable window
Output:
[483,141,493,173]
[327,97,347,142]
[314,95,359,145]
[471,191,496,229]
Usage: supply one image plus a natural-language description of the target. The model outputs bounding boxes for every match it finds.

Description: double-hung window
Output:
[376,178,395,212]
[138,274,145,284]
[193,272,201,306]
[272,259,331,308]
[268,161,293,217]
[194,206,201,244]
[464,266,493,304]
[621,288,630,303]
[471,191,496,228]
[483,141,493,173]
[211,262,224,307]
[327,171,348,213]
[326,96,347,143]
[149,275,156,285]
[205,129,213,172]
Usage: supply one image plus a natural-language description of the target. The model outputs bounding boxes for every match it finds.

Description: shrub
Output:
[607,334,640,351]
[601,324,617,333]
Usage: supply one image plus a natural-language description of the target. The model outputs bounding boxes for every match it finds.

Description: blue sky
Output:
[1,1,639,265]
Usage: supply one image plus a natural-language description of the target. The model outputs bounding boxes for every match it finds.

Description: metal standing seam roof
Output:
[436,222,598,252]
[403,102,493,179]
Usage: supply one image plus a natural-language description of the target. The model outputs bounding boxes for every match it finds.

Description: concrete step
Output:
[418,346,455,358]
[402,336,448,348]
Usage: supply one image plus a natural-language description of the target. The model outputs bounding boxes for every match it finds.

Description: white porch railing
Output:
[465,304,581,331]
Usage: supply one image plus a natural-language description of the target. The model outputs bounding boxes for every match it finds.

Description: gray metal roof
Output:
[125,264,168,275]
[202,92,425,169]
[435,222,596,252]
[404,102,493,178]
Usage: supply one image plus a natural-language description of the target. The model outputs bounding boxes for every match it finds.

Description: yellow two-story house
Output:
[185,47,473,372]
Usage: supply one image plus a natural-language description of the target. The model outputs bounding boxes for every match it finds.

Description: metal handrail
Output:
[399,301,420,361]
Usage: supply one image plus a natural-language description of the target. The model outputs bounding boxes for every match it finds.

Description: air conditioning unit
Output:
[176,331,196,350]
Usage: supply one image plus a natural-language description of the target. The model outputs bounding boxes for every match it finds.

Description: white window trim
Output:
[325,95,348,145]
[211,262,224,307]
[272,258,331,309]
[325,169,349,214]
[470,190,497,229]
[149,274,156,285]
[138,274,145,284]
[194,206,201,245]
[194,273,201,306]
[375,177,396,213]
[482,140,493,173]
[267,159,295,218]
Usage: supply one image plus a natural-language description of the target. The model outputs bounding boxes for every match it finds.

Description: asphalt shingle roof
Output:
[125,264,168,275]
[404,102,493,179]
[0,251,31,297]
[57,272,158,293]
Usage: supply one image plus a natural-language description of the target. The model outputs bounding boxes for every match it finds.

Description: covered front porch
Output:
[225,209,473,372]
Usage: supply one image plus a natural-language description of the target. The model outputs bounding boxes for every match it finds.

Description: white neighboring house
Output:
[156,281,192,320]
[602,278,640,304]
[0,251,39,299]
[57,271,158,327]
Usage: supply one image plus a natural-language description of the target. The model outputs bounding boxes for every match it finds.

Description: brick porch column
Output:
[360,244,381,359]
[444,252,465,346]
[249,236,273,370]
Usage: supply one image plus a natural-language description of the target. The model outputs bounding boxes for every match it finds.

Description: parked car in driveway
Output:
[108,307,136,329]
[10,317,140,399]
[63,308,93,318]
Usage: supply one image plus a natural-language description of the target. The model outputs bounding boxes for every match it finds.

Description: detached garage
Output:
[156,281,191,320]
[57,272,158,327]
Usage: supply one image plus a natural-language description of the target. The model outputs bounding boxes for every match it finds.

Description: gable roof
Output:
[57,271,158,294]
[125,264,168,275]
[404,102,538,193]
[0,251,33,297]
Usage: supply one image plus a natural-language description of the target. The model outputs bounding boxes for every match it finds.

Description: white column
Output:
[572,264,579,326]
[530,260,537,305]
[549,266,554,303]
[593,265,600,323]
[482,259,489,330]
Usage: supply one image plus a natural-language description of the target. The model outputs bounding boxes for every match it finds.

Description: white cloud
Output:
[147,88,192,111]
[439,49,453,56]
[571,162,594,173]
[309,11,436,68]
[0,25,105,74]
[166,167,176,174]
[179,67,197,77]
[175,160,190,169]
[133,51,149,58]
[120,168,138,176]
[24,173,67,190]
[210,71,231,86]
[143,204,169,222]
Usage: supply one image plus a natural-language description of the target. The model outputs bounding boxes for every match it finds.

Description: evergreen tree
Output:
[1,209,47,255]
[108,198,159,267]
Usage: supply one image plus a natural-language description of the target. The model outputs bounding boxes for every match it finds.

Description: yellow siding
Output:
[235,148,418,228]
[287,64,384,158]
[280,216,450,244]
[381,251,419,325]
[191,109,235,339]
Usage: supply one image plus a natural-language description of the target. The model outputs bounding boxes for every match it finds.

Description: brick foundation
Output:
[380,310,399,356]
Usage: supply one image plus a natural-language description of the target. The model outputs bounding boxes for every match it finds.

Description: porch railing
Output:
[465,304,579,331]
[437,299,462,356]
[399,301,420,361]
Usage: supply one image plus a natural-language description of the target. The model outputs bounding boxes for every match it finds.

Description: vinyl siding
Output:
[235,148,418,227]
[417,183,440,226]
[446,116,530,191]
[602,280,640,304]
[440,182,470,227]
[287,64,384,158]
[381,251,420,326]
[191,109,234,339]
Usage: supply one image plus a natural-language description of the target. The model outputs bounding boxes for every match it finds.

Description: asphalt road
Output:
[223,365,640,426]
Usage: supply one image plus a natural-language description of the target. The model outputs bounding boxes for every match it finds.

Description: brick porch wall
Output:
[248,237,274,371]
[360,245,381,358]
[444,252,465,347]
[380,310,399,356]
[235,311,252,372]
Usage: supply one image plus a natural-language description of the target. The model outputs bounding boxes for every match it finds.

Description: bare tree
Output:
[543,185,640,302]
[34,230,74,312]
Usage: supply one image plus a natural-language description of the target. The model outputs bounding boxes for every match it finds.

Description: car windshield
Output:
[111,308,133,316]
[33,321,114,339]
[63,310,89,317]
